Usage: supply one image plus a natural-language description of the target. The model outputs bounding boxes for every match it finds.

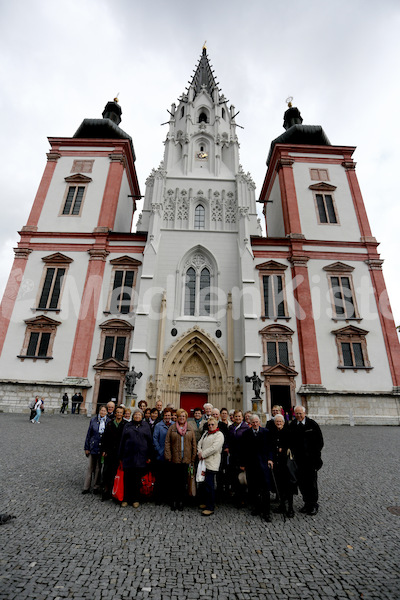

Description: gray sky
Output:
[1,0,399,325]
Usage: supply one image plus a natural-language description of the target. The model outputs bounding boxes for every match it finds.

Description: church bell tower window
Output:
[194,204,205,229]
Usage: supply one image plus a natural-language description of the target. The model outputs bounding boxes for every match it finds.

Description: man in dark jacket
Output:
[240,414,274,522]
[288,405,324,515]
[101,406,126,500]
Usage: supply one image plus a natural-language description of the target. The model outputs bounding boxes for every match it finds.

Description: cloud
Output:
[0,0,399,326]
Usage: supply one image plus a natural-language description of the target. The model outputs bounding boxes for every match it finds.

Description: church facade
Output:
[0,48,399,424]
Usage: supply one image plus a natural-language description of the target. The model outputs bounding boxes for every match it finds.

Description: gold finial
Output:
[203,40,207,50]
[286,96,293,108]
[114,93,120,103]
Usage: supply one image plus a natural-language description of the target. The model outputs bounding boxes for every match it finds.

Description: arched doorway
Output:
[154,327,235,410]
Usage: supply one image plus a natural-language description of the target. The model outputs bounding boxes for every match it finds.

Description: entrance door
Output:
[270,385,291,417]
[180,392,208,417]
[97,379,120,410]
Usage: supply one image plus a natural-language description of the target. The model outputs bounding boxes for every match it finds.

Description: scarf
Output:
[176,421,188,436]
[207,427,220,435]
[98,416,107,435]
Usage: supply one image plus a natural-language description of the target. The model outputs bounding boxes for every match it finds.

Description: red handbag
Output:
[112,462,124,502]
[140,471,156,497]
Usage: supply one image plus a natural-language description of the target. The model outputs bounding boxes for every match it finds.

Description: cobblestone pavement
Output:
[0,414,399,600]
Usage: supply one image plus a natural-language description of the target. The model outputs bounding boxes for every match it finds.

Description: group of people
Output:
[60,392,84,414]
[82,400,324,520]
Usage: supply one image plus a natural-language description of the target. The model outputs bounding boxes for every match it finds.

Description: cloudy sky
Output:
[1,0,399,325]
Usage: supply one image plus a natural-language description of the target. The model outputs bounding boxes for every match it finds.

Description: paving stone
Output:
[0,415,399,600]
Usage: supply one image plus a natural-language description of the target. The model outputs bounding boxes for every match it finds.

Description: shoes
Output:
[36,422,40,424]
[273,505,285,514]
[31,419,35,423]
[202,510,214,516]
[299,505,309,513]
[171,502,177,511]
[307,506,318,516]
[251,509,261,516]
[177,502,183,512]
[101,493,111,502]
[93,489,101,495]
[263,513,272,523]
[121,501,128,507]
[199,504,206,509]
[81,490,90,495]
[132,502,140,508]
[287,509,295,518]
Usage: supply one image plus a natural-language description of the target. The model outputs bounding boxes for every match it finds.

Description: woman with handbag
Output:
[118,408,152,508]
[197,417,224,516]
[164,409,196,511]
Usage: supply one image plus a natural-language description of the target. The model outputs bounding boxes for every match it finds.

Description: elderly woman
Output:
[197,417,224,516]
[101,405,126,501]
[83,404,109,494]
[138,400,148,412]
[271,414,295,518]
[164,408,196,511]
[123,408,132,422]
[227,410,250,507]
[119,408,153,508]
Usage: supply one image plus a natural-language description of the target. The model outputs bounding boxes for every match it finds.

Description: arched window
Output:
[221,108,225,119]
[194,204,205,229]
[184,268,196,315]
[199,112,208,123]
[182,250,216,317]
[199,268,210,315]
[181,106,184,118]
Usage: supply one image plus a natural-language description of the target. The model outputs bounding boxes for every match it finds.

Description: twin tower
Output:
[0,47,399,423]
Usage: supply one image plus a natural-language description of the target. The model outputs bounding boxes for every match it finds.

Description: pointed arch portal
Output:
[160,327,233,410]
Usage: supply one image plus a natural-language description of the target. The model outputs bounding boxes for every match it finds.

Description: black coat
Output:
[102,419,126,458]
[288,417,324,469]
[240,426,273,485]
[119,420,153,470]
[227,421,250,465]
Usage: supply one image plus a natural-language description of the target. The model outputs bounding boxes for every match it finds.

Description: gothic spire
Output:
[190,45,219,99]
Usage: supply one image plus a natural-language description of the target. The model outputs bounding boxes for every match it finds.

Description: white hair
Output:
[274,414,285,423]
[203,403,213,409]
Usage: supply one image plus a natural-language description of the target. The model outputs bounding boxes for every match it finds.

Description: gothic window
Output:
[194,204,205,229]
[332,326,371,371]
[182,250,215,317]
[181,106,185,118]
[36,253,73,312]
[97,320,133,364]
[18,315,61,362]
[221,108,226,120]
[256,261,289,321]
[105,257,142,315]
[199,112,208,123]
[323,263,360,321]
[60,174,92,216]
[259,324,295,368]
